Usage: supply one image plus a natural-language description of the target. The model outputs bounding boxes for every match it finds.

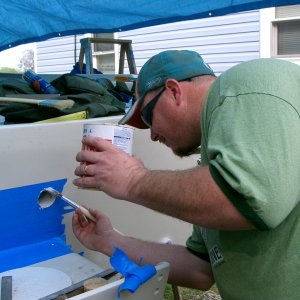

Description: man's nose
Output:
[150,129,159,142]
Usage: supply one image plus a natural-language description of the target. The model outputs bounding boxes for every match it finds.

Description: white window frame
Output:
[272,17,300,57]
[260,7,300,65]
[87,33,119,73]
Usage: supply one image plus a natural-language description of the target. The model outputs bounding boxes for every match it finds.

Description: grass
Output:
[164,284,221,300]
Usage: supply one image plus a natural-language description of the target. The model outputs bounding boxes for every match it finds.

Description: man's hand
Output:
[73,136,147,200]
[72,207,119,255]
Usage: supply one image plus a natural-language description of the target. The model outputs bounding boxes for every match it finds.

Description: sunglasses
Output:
[140,87,165,127]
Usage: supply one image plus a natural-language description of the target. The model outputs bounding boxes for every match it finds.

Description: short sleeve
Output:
[186,225,208,254]
[207,94,300,230]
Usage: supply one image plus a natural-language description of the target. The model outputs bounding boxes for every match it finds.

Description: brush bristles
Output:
[39,99,75,110]
[44,187,60,197]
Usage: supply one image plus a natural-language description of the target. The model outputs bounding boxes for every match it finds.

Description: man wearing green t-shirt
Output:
[72,50,300,299]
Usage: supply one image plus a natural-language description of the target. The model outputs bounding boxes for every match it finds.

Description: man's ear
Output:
[165,79,183,105]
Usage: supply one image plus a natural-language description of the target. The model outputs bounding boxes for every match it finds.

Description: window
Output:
[92,33,116,73]
[272,5,300,57]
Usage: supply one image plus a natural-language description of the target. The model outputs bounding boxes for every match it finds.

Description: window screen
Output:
[273,5,300,57]
[277,20,300,55]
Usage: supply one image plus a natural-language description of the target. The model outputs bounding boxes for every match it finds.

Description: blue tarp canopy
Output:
[1,0,300,51]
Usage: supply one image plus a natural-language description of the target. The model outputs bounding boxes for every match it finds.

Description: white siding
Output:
[36,34,84,74]
[36,11,260,75]
[119,10,260,75]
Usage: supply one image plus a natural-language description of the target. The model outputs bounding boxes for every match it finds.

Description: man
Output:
[73,50,300,299]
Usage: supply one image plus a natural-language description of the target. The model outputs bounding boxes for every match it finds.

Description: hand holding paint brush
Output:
[38,187,123,235]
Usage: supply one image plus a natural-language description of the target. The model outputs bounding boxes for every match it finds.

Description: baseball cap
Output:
[118,50,214,129]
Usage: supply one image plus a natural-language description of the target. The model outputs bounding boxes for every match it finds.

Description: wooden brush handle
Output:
[78,206,97,223]
[0,96,44,104]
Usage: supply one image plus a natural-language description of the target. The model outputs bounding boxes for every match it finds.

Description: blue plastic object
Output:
[110,247,157,297]
[23,70,59,94]
[0,115,5,125]
[70,62,102,74]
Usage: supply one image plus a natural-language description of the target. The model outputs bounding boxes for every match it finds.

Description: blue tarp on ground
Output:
[1,0,300,51]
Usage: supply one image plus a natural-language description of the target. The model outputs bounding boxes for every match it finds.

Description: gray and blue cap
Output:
[119,50,214,129]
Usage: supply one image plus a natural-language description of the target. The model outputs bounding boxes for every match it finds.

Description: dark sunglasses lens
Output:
[141,105,152,127]
[141,88,164,127]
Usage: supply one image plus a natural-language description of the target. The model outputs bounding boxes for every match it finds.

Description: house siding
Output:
[36,34,84,74]
[119,10,260,75]
[36,11,260,75]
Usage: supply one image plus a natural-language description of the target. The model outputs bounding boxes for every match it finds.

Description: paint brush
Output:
[38,187,97,222]
[0,97,75,111]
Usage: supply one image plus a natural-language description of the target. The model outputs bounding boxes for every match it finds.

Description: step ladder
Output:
[79,38,137,75]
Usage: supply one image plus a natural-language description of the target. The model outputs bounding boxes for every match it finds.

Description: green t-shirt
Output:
[186,59,300,300]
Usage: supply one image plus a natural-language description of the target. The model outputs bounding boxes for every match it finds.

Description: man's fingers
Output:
[74,163,95,177]
[73,176,100,189]
[75,208,90,226]
[72,212,84,234]
[88,208,105,220]
[76,150,99,164]
[76,137,123,164]
[83,136,120,152]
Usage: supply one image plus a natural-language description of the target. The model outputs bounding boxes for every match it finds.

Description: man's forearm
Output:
[129,166,253,230]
